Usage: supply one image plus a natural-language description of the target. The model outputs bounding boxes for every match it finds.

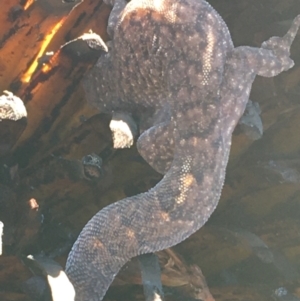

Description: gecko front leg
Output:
[220,15,300,136]
[103,0,127,38]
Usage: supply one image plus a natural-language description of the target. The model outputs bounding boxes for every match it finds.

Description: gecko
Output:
[65,0,300,300]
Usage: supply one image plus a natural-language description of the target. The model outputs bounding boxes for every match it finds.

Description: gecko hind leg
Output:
[137,121,174,175]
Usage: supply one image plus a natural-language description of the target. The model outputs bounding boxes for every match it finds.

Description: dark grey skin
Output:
[139,253,164,301]
[65,0,300,300]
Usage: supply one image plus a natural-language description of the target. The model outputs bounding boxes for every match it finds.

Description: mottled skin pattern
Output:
[65,0,300,299]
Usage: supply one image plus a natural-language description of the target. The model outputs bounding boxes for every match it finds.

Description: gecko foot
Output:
[261,15,300,70]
